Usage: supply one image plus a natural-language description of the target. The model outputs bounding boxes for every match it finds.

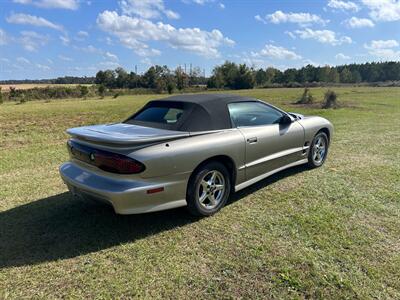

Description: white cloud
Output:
[345,17,375,28]
[327,0,359,12]
[96,10,234,58]
[19,31,49,51]
[13,0,32,3]
[263,10,328,26]
[365,39,399,49]
[254,15,267,24]
[219,3,225,9]
[36,63,51,70]
[75,45,103,53]
[59,35,70,45]
[7,13,63,31]
[12,0,79,10]
[364,39,400,59]
[105,51,119,61]
[58,54,73,61]
[362,0,400,22]
[335,53,351,59]
[17,57,31,64]
[293,28,352,45]
[0,29,7,45]
[182,0,215,4]
[252,44,302,60]
[77,30,89,37]
[120,0,180,19]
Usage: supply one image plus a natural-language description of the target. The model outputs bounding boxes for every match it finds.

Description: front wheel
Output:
[186,162,231,216]
[308,132,329,168]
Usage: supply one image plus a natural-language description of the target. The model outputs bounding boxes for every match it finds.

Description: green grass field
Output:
[1,87,399,299]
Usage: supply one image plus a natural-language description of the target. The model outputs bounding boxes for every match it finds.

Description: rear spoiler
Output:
[67,126,190,147]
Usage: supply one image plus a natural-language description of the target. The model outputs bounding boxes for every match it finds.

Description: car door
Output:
[228,101,305,181]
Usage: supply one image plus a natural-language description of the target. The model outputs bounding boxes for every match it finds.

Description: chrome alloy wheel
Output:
[197,170,226,210]
[312,136,327,164]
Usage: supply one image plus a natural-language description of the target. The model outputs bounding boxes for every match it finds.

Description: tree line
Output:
[95,65,206,93]
[207,61,400,89]
[1,61,399,96]
[93,61,400,92]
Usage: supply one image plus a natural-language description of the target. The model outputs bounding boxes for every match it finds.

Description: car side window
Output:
[228,102,283,127]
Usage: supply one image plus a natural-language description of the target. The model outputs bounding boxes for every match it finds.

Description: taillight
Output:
[67,140,145,174]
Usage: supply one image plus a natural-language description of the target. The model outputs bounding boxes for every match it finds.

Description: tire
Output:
[307,131,329,168]
[186,162,231,216]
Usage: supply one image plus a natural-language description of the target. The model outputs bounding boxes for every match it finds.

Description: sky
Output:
[0,0,399,80]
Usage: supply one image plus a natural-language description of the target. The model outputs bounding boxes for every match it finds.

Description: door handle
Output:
[247,137,258,144]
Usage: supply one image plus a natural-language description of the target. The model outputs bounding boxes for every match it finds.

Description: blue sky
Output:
[0,0,399,80]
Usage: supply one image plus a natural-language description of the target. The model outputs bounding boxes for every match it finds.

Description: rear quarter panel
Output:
[131,129,246,184]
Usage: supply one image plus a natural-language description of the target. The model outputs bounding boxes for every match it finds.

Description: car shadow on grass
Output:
[0,165,308,269]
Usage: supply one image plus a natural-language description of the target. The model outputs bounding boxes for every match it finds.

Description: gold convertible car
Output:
[60,94,333,216]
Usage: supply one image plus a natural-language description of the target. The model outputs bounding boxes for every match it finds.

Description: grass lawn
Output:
[0,87,399,299]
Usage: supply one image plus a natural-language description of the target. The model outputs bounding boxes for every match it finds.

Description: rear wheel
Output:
[308,132,329,168]
[186,162,231,216]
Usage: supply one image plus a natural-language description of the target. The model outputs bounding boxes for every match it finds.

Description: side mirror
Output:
[279,114,292,125]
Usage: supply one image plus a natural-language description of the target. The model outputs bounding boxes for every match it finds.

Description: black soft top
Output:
[125,94,258,132]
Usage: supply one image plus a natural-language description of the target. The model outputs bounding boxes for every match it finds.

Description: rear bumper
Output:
[59,162,188,214]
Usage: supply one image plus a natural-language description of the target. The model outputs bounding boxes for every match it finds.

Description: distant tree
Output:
[189,67,202,86]
[115,67,129,88]
[328,68,340,83]
[219,61,238,88]
[351,70,362,83]
[95,70,116,88]
[255,68,267,86]
[175,67,189,90]
[340,67,353,83]
[234,64,255,89]
[142,66,158,89]
[95,70,106,84]
[317,66,331,82]
[282,68,297,83]
[303,64,317,82]
[265,67,279,83]
[127,72,139,89]
[0,87,2,104]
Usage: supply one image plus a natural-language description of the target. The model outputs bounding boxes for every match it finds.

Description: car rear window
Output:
[131,106,184,124]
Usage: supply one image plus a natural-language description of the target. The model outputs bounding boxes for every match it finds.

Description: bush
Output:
[98,84,106,98]
[9,87,17,101]
[167,82,175,94]
[0,87,3,104]
[322,90,339,109]
[296,88,314,104]
[113,92,120,98]
[19,93,26,104]
[79,85,89,98]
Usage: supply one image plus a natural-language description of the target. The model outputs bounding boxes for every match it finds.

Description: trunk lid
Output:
[67,123,190,146]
